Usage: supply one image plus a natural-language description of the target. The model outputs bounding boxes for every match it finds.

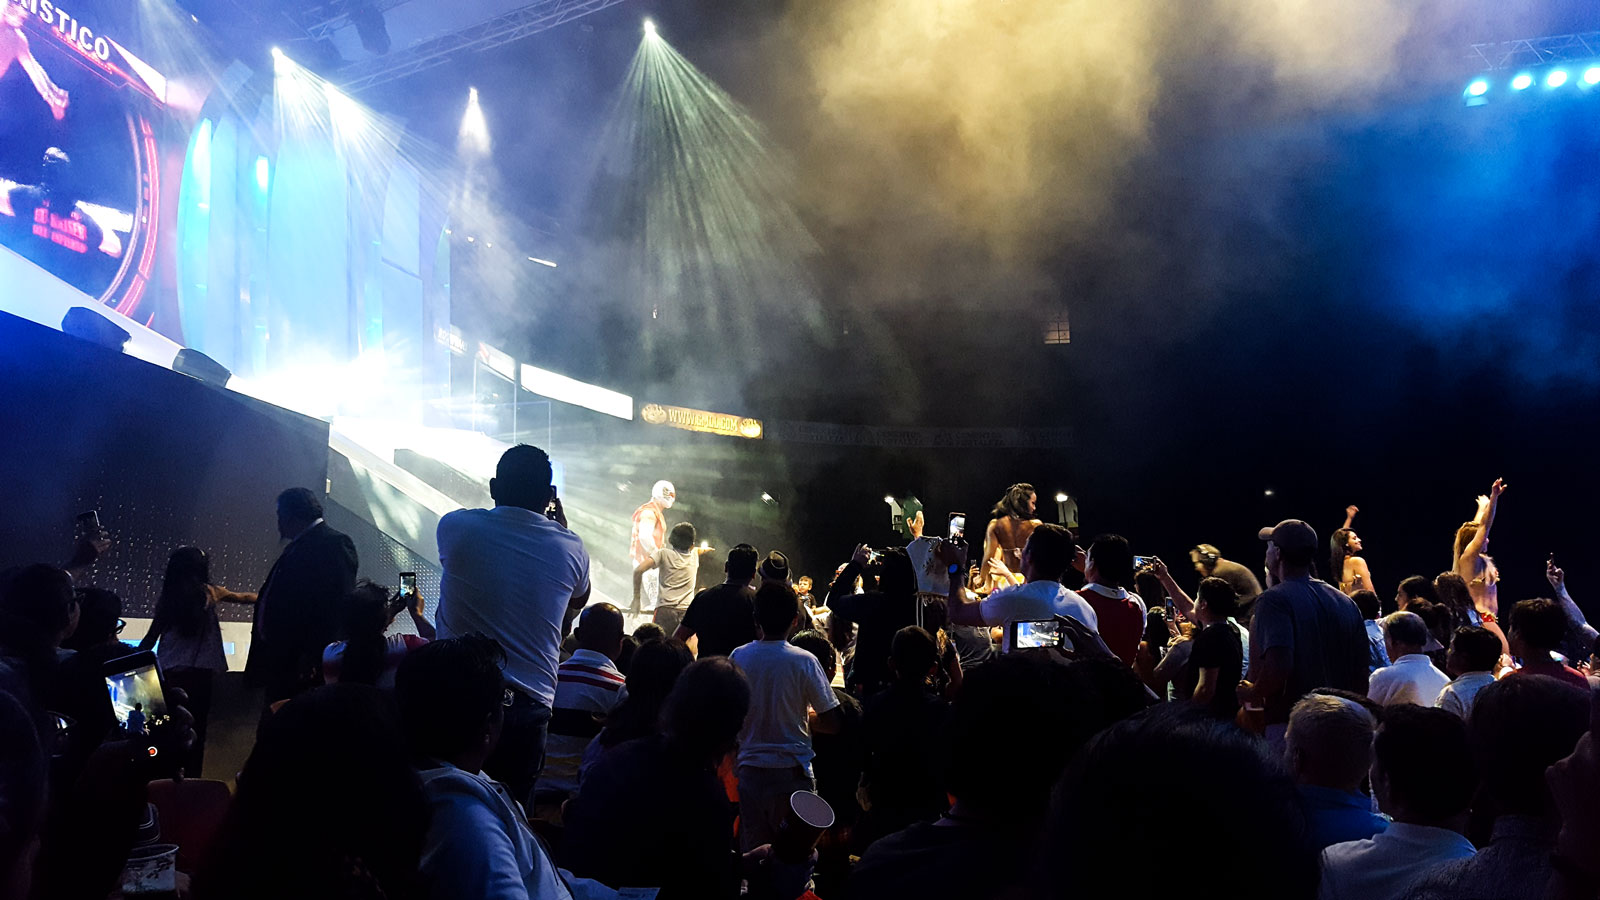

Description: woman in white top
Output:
[141,546,256,774]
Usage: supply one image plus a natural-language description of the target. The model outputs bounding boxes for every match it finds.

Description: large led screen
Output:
[0,0,166,316]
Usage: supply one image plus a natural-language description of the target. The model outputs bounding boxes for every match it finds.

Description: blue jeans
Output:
[484,693,551,809]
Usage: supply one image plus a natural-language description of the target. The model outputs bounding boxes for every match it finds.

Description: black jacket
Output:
[244,521,358,700]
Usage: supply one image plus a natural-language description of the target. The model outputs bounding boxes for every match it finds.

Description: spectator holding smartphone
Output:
[322,581,432,689]
[946,524,1099,654]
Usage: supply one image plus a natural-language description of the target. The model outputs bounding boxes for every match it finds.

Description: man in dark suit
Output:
[245,487,358,709]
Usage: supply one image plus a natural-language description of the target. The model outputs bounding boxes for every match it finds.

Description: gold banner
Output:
[641,403,763,440]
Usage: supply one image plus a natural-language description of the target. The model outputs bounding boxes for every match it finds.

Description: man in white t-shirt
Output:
[729,582,843,851]
[1368,612,1450,707]
[948,523,1099,653]
[634,521,714,635]
[436,444,591,805]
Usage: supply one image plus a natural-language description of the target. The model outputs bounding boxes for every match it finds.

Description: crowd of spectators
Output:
[4,457,1600,900]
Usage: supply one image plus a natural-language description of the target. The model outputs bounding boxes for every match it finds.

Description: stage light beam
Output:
[459,86,490,155]
[1512,72,1534,90]
[1466,79,1489,97]
[1547,69,1569,88]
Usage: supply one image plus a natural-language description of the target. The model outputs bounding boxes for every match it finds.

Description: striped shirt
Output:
[541,649,627,796]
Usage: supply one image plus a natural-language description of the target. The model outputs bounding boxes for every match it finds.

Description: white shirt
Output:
[729,640,840,771]
[980,580,1099,653]
[905,537,950,595]
[1435,671,1496,720]
[651,546,699,610]
[1082,582,1147,616]
[1318,822,1475,900]
[1368,654,1451,707]
[437,506,591,707]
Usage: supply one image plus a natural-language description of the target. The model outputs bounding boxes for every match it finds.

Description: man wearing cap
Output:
[630,480,676,616]
[1239,519,1369,754]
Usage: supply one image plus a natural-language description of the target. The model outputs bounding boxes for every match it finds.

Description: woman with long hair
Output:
[1452,478,1507,629]
[1328,505,1375,597]
[1437,570,1509,657]
[322,581,433,689]
[581,637,694,781]
[982,483,1041,593]
[140,546,255,775]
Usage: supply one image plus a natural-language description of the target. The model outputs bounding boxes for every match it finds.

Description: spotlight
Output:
[883,495,894,503]
[761,492,775,504]
[1511,72,1534,90]
[1547,69,1569,88]
[1466,79,1489,97]
[527,257,558,268]
[1054,492,1068,503]
[1585,67,1600,85]
[1264,488,1275,497]
[459,86,490,155]
[644,18,657,38]
[254,156,270,193]
[270,46,283,59]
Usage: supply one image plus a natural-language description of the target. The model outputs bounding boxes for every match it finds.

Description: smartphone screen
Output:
[1011,619,1063,650]
[398,572,417,603]
[103,652,169,734]
[948,512,966,539]
[75,510,102,540]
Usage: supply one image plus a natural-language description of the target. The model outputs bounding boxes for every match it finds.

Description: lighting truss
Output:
[1469,32,1600,71]
[336,0,628,93]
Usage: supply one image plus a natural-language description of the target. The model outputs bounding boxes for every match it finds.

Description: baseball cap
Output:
[1257,519,1318,552]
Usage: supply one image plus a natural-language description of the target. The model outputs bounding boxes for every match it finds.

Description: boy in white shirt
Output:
[729,582,843,851]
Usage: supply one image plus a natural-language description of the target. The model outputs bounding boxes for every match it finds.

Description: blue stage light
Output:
[1510,73,1533,90]
[1547,69,1569,88]
[1584,67,1600,85]
[1466,79,1489,97]
[255,156,270,193]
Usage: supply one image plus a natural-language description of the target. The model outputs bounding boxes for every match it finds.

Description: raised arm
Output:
[1150,558,1195,621]
[1342,504,1358,531]
[1462,479,1507,563]
[940,541,984,628]
[406,588,436,641]
[1549,557,1599,656]
[826,550,868,608]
